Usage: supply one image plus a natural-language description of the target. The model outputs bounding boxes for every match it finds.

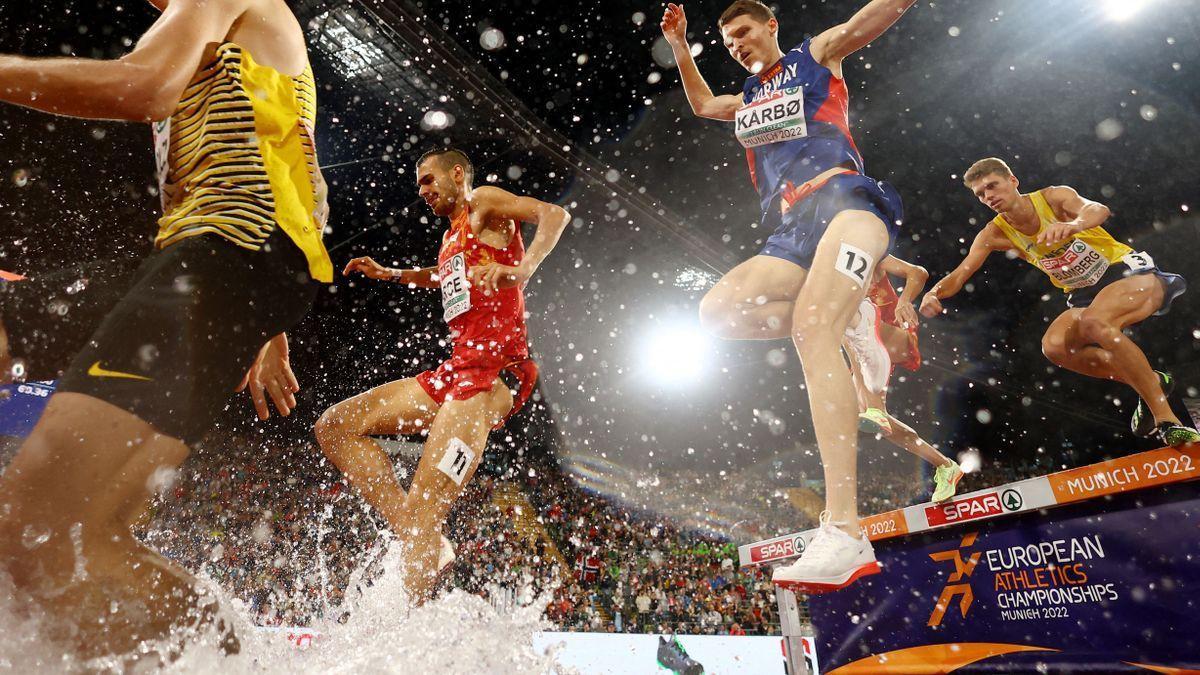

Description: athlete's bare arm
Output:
[1036,185,1113,247]
[880,255,928,328]
[660,3,741,121]
[343,257,440,288]
[0,0,245,122]
[919,225,1011,317]
[469,186,571,292]
[811,0,918,74]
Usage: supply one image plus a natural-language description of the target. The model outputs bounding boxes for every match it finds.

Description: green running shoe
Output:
[858,408,892,435]
[1132,371,1174,438]
[1154,422,1200,447]
[932,460,964,503]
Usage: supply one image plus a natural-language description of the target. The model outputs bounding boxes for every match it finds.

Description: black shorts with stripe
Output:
[58,229,317,443]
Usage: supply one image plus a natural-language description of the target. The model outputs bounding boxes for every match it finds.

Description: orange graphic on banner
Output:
[828,643,1057,674]
[860,511,908,542]
[927,532,981,627]
[1124,663,1200,674]
[1047,445,1199,503]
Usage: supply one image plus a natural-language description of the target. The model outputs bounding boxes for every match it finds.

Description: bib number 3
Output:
[1122,251,1155,273]
[836,242,875,287]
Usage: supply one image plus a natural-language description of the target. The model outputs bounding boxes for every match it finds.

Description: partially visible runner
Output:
[316,147,568,602]
[0,0,332,660]
[921,158,1197,446]
[660,0,918,593]
[844,255,963,503]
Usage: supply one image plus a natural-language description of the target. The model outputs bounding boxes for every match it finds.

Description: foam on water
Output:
[0,545,564,674]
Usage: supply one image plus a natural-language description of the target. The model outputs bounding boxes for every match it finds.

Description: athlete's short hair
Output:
[718,0,776,28]
[963,157,1014,186]
[418,147,473,184]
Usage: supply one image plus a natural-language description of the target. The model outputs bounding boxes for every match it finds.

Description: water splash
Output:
[0,545,562,674]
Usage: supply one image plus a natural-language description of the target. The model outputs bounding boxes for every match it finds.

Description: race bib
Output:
[1122,251,1155,273]
[1038,239,1109,290]
[736,87,807,149]
[436,437,475,487]
[439,253,471,322]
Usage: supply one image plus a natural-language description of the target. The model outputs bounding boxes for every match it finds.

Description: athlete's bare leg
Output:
[315,378,439,530]
[792,211,890,535]
[846,333,952,468]
[846,344,876,411]
[699,255,806,340]
[397,379,512,601]
[1041,274,1179,425]
[0,393,224,660]
[879,322,914,366]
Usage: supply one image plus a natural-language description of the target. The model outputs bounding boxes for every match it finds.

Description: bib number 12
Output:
[836,242,874,286]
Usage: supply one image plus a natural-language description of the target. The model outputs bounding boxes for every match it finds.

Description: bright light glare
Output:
[642,323,711,387]
[421,110,451,130]
[958,448,983,474]
[1103,0,1148,21]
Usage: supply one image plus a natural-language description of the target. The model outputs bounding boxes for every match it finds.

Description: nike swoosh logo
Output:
[87,361,152,382]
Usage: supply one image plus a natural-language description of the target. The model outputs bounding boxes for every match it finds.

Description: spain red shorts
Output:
[416,350,538,428]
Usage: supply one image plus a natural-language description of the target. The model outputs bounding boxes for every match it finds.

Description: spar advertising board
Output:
[802,446,1200,673]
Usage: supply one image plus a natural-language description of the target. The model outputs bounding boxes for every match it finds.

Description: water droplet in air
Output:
[21,525,51,549]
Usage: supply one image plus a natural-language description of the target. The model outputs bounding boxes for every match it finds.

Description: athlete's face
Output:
[969,173,1021,213]
[720,15,780,74]
[416,159,465,217]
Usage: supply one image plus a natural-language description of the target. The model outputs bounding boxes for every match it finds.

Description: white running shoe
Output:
[844,299,891,395]
[772,512,880,594]
[438,534,456,572]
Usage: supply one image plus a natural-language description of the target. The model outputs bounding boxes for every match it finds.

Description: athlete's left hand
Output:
[895,301,920,329]
[1037,221,1082,247]
[471,263,528,293]
[236,333,300,420]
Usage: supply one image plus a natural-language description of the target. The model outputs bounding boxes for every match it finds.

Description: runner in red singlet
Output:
[315,148,568,601]
[842,255,962,503]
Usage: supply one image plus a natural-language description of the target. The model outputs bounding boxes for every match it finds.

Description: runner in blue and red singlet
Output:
[660,0,920,593]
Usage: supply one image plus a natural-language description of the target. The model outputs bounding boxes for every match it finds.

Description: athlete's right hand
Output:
[919,293,943,318]
[343,256,392,281]
[236,333,299,421]
[661,3,688,47]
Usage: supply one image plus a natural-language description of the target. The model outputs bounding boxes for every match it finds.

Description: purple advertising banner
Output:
[808,480,1200,673]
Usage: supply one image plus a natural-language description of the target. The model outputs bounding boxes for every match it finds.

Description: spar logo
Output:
[749,535,806,564]
[925,488,1024,526]
[927,532,981,627]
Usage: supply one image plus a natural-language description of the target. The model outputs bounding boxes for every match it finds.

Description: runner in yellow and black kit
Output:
[0,0,330,660]
[920,158,1196,447]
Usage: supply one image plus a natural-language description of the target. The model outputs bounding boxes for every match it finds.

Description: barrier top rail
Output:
[739,444,1200,568]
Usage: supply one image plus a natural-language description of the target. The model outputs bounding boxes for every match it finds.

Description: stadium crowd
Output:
[127,428,1039,634]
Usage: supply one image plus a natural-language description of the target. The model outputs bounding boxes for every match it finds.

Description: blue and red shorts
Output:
[760,171,903,269]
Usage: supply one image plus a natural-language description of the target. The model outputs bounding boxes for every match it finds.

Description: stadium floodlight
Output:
[1103,0,1149,21]
[421,110,452,130]
[642,321,711,387]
